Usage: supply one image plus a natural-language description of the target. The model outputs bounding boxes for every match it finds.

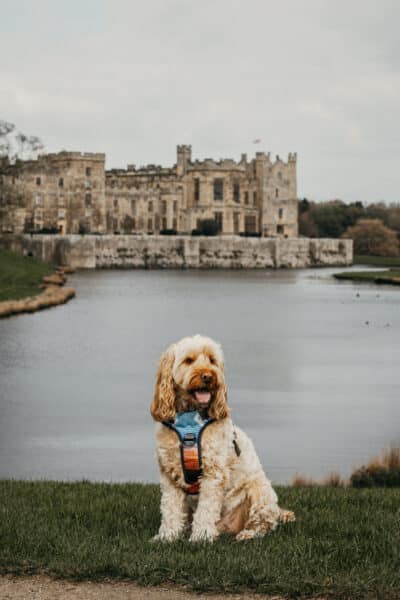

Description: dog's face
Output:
[151,335,229,422]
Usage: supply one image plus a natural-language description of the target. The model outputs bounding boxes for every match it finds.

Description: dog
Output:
[151,334,295,542]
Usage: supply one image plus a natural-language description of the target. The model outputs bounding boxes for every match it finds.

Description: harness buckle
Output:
[182,432,196,447]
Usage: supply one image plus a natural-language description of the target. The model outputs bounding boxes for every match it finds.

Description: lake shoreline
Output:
[334,269,400,285]
[0,250,76,318]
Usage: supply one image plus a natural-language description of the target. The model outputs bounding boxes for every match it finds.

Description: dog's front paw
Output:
[190,526,219,543]
[151,529,181,543]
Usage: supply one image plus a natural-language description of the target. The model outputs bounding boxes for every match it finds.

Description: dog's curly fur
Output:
[151,334,295,542]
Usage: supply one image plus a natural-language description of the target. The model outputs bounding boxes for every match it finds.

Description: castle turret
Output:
[176,145,192,176]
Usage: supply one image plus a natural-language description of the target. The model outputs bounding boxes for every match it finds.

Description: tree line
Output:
[299,199,400,256]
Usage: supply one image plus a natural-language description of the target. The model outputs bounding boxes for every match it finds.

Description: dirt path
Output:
[0,575,285,600]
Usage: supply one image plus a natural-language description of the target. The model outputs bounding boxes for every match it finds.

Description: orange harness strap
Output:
[181,445,201,494]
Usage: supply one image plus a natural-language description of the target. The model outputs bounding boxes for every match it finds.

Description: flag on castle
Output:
[252,138,262,144]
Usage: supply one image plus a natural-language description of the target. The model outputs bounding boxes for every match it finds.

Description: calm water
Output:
[0,267,399,484]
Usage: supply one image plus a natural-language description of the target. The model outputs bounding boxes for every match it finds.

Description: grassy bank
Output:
[353,255,400,267]
[1,481,399,598]
[334,269,400,285]
[0,250,53,301]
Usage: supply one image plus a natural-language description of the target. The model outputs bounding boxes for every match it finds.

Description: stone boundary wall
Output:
[0,235,353,269]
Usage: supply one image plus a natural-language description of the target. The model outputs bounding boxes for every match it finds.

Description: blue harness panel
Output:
[171,410,211,442]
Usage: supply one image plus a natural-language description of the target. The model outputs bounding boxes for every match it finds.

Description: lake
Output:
[0,267,399,484]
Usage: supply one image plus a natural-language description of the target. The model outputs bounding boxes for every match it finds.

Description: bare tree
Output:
[0,119,44,168]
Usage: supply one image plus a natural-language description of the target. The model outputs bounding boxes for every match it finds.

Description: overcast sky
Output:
[0,0,399,203]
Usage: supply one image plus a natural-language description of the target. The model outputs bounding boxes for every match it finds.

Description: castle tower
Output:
[176,145,192,176]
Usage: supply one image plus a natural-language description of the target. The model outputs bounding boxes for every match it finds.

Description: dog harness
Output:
[162,411,242,495]
[162,411,214,495]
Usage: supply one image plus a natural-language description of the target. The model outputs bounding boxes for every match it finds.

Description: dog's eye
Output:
[209,356,216,365]
[184,357,194,365]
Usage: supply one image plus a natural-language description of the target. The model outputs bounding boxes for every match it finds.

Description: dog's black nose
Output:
[201,373,213,384]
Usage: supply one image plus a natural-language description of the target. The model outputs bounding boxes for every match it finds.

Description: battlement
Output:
[106,164,174,177]
[39,151,106,162]
[188,157,247,171]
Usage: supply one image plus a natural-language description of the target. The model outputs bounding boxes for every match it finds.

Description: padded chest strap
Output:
[180,432,202,494]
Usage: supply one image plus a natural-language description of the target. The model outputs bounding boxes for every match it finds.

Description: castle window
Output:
[110,180,115,188]
[35,194,41,205]
[85,193,92,207]
[132,218,136,230]
[173,201,178,213]
[278,208,283,219]
[173,218,177,230]
[253,191,257,205]
[275,188,279,198]
[277,224,284,234]
[58,178,64,188]
[214,212,223,232]
[36,177,41,186]
[148,201,153,213]
[147,218,153,231]
[233,212,240,233]
[277,171,282,180]
[113,198,118,209]
[244,191,249,205]
[131,199,136,213]
[233,181,240,203]
[194,178,200,203]
[213,178,223,201]
[162,200,167,215]
[162,217,167,230]
[58,209,65,219]
[86,167,91,177]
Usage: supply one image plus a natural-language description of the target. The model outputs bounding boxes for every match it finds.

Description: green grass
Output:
[0,250,53,301]
[334,269,400,285]
[354,255,400,267]
[1,481,399,598]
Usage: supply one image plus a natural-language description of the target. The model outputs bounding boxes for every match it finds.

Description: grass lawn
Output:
[1,481,399,599]
[353,255,400,267]
[333,269,400,285]
[0,250,53,301]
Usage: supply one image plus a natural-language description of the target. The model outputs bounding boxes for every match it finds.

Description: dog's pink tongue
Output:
[194,391,211,405]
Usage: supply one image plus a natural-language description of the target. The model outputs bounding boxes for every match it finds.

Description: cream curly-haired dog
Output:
[151,334,294,542]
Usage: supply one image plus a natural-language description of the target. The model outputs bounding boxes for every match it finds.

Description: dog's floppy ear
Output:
[209,363,230,420]
[150,347,176,422]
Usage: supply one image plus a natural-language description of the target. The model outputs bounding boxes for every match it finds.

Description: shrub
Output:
[350,448,400,487]
[160,228,177,235]
[341,219,399,257]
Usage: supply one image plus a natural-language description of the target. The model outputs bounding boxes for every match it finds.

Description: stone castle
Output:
[0,145,298,237]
